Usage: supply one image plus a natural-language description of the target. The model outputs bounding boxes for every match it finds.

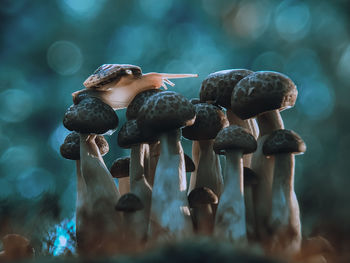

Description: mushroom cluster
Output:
[59,64,330,262]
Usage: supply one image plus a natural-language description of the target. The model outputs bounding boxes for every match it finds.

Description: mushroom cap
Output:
[200,69,254,108]
[188,187,218,207]
[83,64,142,89]
[115,193,144,212]
[244,167,258,186]
[110,157,130,178]
[137,91,196,135]
[213,125,257,155]
[63,97,118,134]
[126,89,162,120]
[231,71,298,119]
[182,103,228,140]
[118,119,159,148]
[263,129,306,156]
[184,153,196,172]
[60,132,109,160]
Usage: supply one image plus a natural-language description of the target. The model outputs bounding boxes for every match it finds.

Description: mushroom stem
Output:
[269,153,301,255]
[192,204,215,236]
[188,140,223,197]
[226,109,258,167]
[79,134,122,253]
[129,143,152,240]
[145,141,160,187]
[118,177,130,196]
[257,110,284,137]
[149,130,192,241]
[214,150,247,243]
[244,184,257,241]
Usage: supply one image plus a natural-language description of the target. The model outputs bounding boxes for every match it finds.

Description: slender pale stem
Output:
[188,140,223,197]
[215,150,247,243]
[257,110,284,137]
[118,177,130,196]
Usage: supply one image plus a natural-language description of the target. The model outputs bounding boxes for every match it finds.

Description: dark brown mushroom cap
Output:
[110,157,130,178]
[188,187,218,207]
[184,153,196,172]
[244,167,258,186]
[263,129,306,156]
[115,193,144,212]
[83,64,142,89]
[118,119,159,148]
[126,89,162,120]
[200,69,254,108]
[2,234,34,258]
[60,132,109,160]
[213,125,257,155]
[63,97,118,134]
[137,91,196,135]
[182,103,228,140]
[231,71,298,120]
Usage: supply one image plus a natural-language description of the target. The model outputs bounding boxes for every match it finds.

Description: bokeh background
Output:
[1,0,350,256]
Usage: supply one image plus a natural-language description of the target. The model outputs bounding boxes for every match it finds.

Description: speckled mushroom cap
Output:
[188,187,218,208]
[63,97,118,134]
[189,98,201,104]
[184,153,196,172]
[213,125,257,155]
[200,69,254,108]
[110,157,130,178]
[126,89,162,120]
[118,119,159,148]
[137,91,196,135]
[83,64,142,89]
[182,103,228,141]
[244,167,258,186]
[263,129,306,156]
[231,71,298,120]
[115,193,144,212]
[60,132,109,160]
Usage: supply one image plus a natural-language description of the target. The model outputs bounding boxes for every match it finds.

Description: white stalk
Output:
[188,140,223,197]
[149,130,192,241]
[118,177,130,196]
[214,150,247,243]
[251,110,284,241]
[226,109,258,167]
[269,153,301,256]
[130,143,152,240]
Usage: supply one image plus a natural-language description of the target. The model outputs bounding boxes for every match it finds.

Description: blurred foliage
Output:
[1,0,350,256]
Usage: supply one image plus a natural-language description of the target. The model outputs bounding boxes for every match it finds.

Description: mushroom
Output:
[0,234,34,261]
[243,167,259,242]
[72,64,197,110]
[213,125,257,243]
[118,119,158,240]
[188,187,218,236]
[231,71,298,242]
[115,193,145,252]
[200,69,258,167]
[63,96,122,255]
[110,157,130,196]
[182,103,228,197]
[136,91,196,240]
[262,129,306,256]
[125,89,163,187]
[60,131,109,254]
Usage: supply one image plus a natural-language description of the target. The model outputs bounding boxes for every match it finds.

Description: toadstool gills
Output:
[137,91,196,241]
[72,64,198,110]
[213,125,257,244]
[231,71,298,242]
[262,129,306,256]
